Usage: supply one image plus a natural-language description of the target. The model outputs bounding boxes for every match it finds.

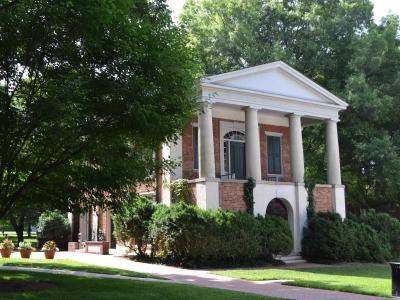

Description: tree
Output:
[181,0,400,213]
[341,16,400,211]
[0,0,198,218]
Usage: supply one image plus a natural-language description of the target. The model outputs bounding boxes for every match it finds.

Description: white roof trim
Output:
[201,61,348,109]
[202,82,345,110]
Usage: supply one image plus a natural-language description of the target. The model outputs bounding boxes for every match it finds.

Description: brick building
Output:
[74,61,348,254]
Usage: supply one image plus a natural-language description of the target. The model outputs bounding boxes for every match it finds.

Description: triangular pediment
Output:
[202,61,348,108]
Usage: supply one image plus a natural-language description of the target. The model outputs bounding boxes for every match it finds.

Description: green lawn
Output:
[0,258,156,278]
[0,270,275,300]
[214,264,391,297]
[1,231,37,248]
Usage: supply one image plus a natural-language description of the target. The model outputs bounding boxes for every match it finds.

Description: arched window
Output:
[224,130,245,141]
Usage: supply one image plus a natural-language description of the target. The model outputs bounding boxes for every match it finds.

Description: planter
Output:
[85,241,110,255]
[0,248,12,258]
[44,250,56,259]
[19,249,32,259]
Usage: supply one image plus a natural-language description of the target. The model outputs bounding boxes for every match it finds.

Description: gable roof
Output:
[201,61,348,109]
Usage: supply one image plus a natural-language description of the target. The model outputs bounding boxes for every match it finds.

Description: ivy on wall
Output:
[169,179,194,204]
[304,180,316,219]
[244,178,256,214]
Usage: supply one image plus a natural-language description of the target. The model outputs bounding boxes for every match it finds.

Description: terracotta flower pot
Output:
[44,250,56,259]
[19,249,32,259]
[1,248,12,258]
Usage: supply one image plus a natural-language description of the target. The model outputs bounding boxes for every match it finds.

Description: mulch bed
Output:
[0,280,57,293]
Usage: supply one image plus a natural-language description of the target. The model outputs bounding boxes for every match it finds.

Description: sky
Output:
[167,0,400,23]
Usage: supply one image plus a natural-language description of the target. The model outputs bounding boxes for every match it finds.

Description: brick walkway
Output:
[9,251,386,300]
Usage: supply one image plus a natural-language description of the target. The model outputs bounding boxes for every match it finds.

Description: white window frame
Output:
[220,121,245,177]
[265,131,283,176]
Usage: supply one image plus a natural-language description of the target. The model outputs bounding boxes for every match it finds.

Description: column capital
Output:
[325,118,340,123]
[243,105,260,112]
[199,100,213,110]
[287,113,304,119]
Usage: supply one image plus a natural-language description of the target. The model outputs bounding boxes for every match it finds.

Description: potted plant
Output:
[42,241,58,259]
[18,241,33,259]
[0,239,14,258]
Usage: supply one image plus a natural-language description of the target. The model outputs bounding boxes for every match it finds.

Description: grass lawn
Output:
[214,264,392,297]
[0,258,156,278]
[0,270,275,300]
[1,231,37,248]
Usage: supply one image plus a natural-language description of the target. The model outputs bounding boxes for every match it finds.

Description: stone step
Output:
[275,255,307,264]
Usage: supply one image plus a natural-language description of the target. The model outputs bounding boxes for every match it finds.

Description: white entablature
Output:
[201,61,348,121]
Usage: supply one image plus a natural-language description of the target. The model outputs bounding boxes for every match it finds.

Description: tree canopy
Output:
[0,0,198,218]
[181,0,400,213]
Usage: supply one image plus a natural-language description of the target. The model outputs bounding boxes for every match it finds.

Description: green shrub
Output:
[302,212,350,263]
[37,210,70,250]
[112,195,156,257]
[257,216,293,259]
[359,210,400,259]
[302,211,393,263]
[150,202,293,266]
[344,219,390,262]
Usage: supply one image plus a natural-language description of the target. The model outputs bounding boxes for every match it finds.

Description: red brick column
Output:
[313,184,333,212]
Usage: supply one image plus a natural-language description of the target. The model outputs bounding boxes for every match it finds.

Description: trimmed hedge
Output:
[113,197,293,266]
[302,211,398,263]
[150,202,293,266]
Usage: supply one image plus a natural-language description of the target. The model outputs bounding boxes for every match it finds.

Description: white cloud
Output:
[371,0,400,23]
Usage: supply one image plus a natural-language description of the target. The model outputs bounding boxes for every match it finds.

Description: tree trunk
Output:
[9,213,24,243]
[27,221,31,237]
[155,145,163,203]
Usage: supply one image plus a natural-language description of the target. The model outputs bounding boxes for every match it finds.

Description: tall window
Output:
[223,130,245,179]
[267,135,282,175]
[193,126,199,170]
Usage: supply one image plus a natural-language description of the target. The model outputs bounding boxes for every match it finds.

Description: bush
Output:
[344,219,390,262]
[37,211,70,250]
[302,212,350,263]
[359,210,400,259]
[257,216,293,259]
[302,211,393,263]
[150,202,292,266]
[112,195,156,256]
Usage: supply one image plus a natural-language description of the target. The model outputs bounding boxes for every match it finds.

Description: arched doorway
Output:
[266,198,288,220]
[223,130,246,179]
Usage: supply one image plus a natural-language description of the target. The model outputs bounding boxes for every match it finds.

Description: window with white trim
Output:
[267,135,282,175]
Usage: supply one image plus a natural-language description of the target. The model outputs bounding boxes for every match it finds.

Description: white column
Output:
[245,107,262,180]
[198,101,215,178]
[326,119,341,185]
[289,114,305,183]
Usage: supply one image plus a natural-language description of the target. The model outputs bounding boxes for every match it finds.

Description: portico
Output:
[174,61,348,253]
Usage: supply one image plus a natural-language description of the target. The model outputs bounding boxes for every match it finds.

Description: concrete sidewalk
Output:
[8,251,386,300]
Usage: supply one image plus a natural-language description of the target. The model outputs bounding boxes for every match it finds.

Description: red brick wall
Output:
[182,118,198,179]
[219,182,247,212]
[313,185,333,212]
[259,124,291,181]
